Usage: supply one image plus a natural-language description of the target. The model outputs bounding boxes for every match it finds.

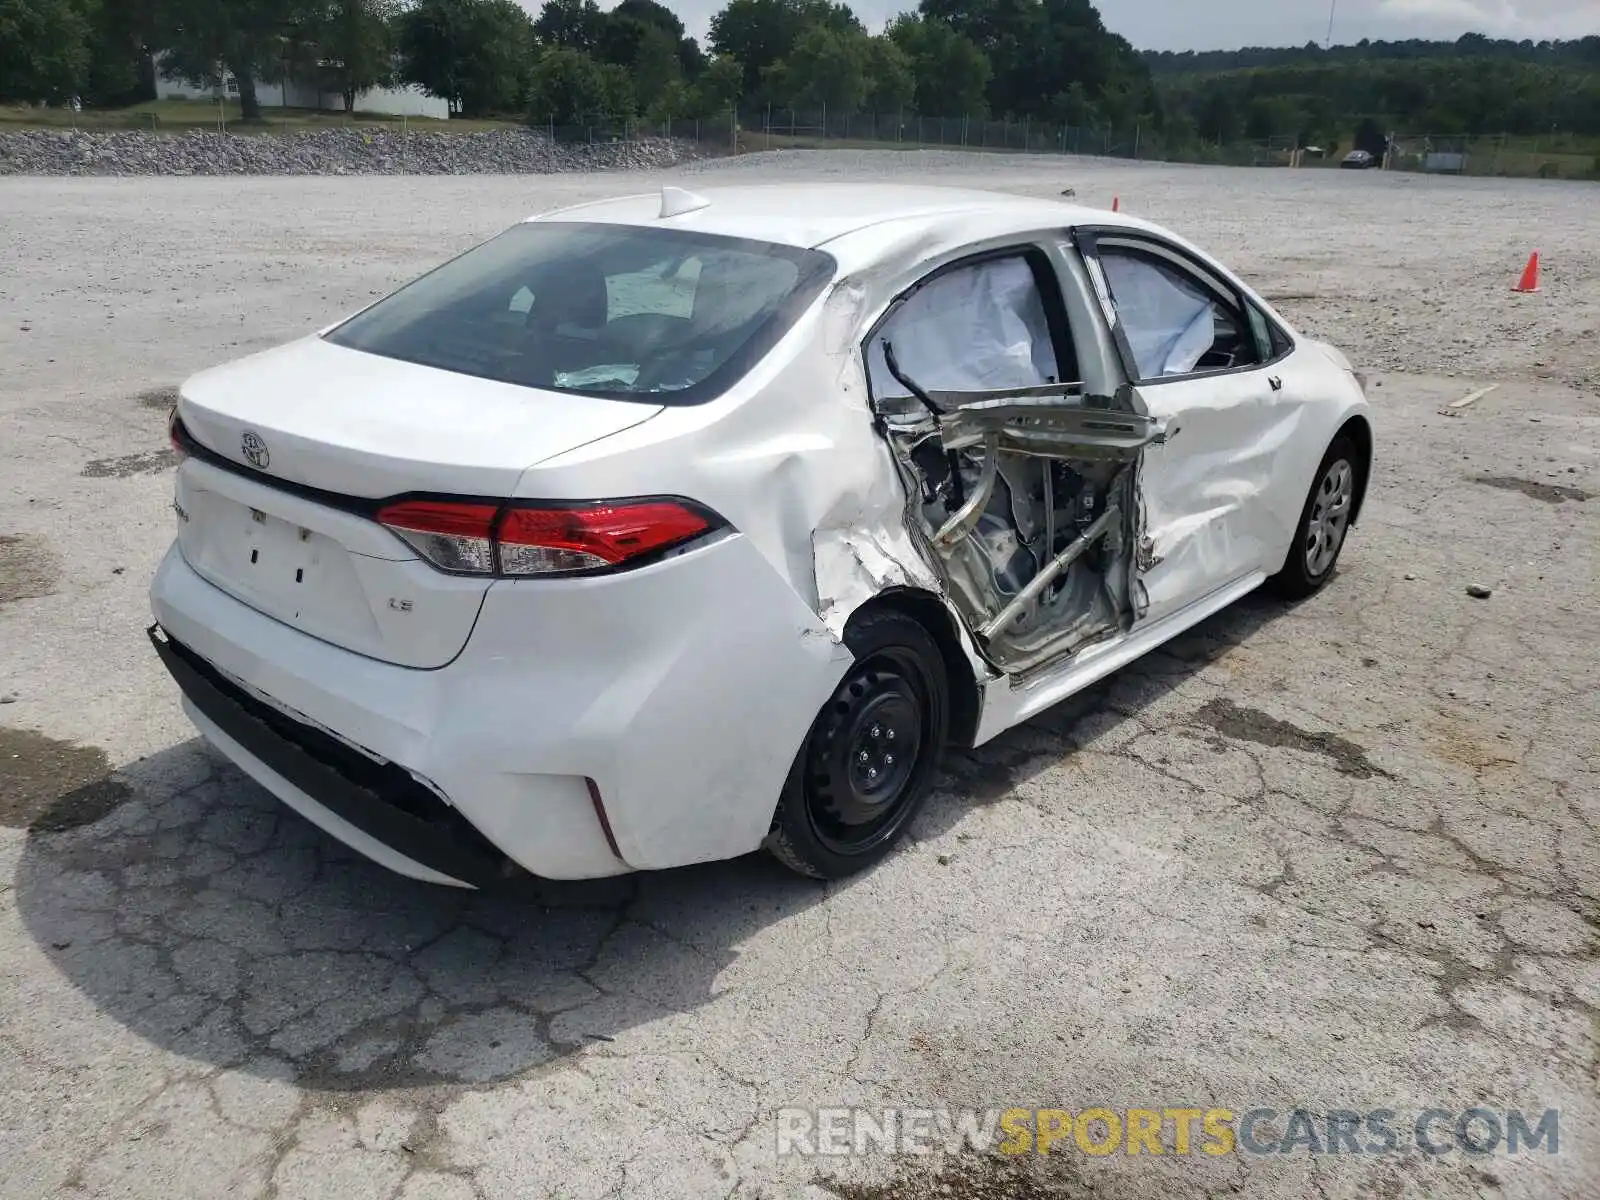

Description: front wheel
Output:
[1269,435,1361,599]
[766,610,949,880]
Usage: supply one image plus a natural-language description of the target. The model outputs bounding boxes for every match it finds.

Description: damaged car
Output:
[149,183,1372,885]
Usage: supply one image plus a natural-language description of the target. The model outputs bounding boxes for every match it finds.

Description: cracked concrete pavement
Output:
[2,156,1597,1199]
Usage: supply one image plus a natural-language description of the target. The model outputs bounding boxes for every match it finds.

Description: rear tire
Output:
[1269,435,1361,600]
[766,610,949,880]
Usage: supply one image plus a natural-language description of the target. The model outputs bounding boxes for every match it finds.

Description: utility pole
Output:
[1326,0,1337,48]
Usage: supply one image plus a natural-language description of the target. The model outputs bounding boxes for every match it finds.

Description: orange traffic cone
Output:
[1513,251,1540,293]
[1112,195,1120,212]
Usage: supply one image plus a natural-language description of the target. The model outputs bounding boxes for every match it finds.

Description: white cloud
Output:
[1378,0,1600,38]
[1379,0,1512,25]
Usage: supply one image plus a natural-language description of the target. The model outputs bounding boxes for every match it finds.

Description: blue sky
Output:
[516,0,1600,50]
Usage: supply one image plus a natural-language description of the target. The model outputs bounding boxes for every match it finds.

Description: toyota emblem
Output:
[241,431,270,470]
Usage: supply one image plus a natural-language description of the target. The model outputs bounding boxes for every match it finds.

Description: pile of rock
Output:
[0,127,707,176]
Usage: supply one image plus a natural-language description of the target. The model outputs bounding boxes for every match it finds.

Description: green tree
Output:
[915,0,1150,123]
[594,13,643,64]
[539,0,704,93]
[154,0,301,121]
[397,0,533,117]
[1157,109,1199,155]
[607,0,704,81]
[709,0,861,98]
[1245,94,1300,140]
[1353,115,1386,157]
[1150,38,1600,144]
[630,23,683,111]
[678,36,706,79]
[299,0,400,112]
[1297,92,1337,148]
[864,35,913,113]
[763,23,870,112]
[526,45,635,124]
[1048,80,1096,127]
[886,14,989,117]
[0,0,96,103]
[686,53,742,115]
[587,6,684,113]
[595,60,636,118]
[1097,76,1143,130]
[645,76,690,122]
[84,0,158,105]
[611,0,683,40]
[1194,83,1243,144]
[533,0,601,52]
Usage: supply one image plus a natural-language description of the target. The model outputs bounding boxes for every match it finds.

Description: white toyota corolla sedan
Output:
[149,183,1371,886]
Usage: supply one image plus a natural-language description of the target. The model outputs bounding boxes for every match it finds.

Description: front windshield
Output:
[324,222,835,405]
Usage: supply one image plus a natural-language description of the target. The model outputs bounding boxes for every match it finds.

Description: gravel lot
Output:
[1,153,1597,1200]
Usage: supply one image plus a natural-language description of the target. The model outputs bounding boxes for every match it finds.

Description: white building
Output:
[152,54,449,120]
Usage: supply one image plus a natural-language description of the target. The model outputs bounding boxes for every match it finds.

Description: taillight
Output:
[169,409,189,458]
[376,498,719,577]
[497,502,711,574]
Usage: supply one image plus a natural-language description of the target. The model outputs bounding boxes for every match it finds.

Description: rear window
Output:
[325,222,835,405]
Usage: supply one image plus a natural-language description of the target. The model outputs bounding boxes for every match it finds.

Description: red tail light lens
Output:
[169,409,189,458]
[497,502,711,575]
[376,498,718,577]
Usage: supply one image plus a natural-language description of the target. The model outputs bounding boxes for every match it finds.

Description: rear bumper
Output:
[149,624,504,887]
[149,536,853,881]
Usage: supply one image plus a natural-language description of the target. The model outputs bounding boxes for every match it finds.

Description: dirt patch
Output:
[826,1154,1082,1200]
[1424,715,1521,776]
[0,726,131,830]
[1192,697,1392,779]
[1472,475,1589,505]
[0,534,60,607]
[135,385,181,410]
[82,448,180,479]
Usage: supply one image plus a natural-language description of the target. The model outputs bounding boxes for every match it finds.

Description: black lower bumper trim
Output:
[148,624,506,887]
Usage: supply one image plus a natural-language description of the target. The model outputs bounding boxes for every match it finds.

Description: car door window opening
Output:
[866,252,1072,400]
[1097,244,1263,380]
[1074,229,1296,384]
[864,248,1156,676]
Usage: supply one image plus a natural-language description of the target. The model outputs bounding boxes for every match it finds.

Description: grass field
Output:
[0,98,517,135]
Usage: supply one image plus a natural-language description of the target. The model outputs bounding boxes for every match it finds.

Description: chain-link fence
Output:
[535,108,1160,162]
[1383,132,1599,179]
[626,108,1154,159]
[23,98,1596,179]
[571,112,1598,178]
[539,114,738,151]
[724,108,1151,157]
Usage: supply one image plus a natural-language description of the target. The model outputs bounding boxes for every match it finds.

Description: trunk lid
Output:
[179,336,664,497]
[174,337,662,668]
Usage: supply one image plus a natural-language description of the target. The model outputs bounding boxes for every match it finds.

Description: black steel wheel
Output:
[767,610,949,879]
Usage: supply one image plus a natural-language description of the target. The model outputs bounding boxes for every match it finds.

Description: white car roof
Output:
[530,183,1148,252]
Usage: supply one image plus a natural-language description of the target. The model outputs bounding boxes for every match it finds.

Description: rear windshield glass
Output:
[325,222,835,405]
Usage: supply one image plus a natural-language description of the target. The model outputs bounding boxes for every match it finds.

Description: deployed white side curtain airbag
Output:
[1101,253,1216,378]
[867,257,1059,398]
